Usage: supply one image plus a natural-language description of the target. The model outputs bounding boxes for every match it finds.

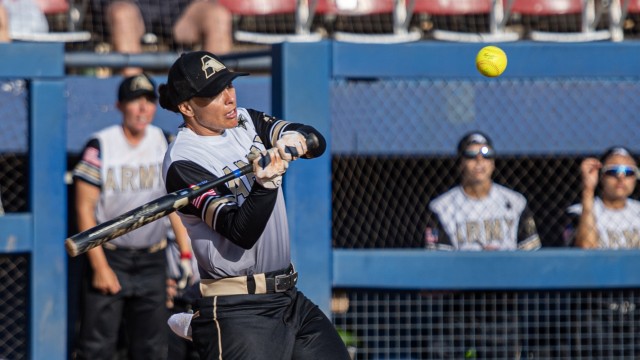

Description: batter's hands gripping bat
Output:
[65,134,319,257]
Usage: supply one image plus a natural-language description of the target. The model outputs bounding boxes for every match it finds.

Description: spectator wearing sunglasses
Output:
[564,146,640,248]
[424,131,541,251]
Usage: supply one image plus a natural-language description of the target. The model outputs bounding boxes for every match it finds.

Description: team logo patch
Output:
[82,147,101,166]
[201,55,226,79]
[262,114,276,124]
[425,227,438,244]
[130,75,154,92]
[237,114,248,130]
[469,134,488,145]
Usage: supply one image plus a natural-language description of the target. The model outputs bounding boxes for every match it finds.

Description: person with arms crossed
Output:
[73,73,191,360]
[425,131,541,251]
[159,50,350,360]
[564,146,640,248]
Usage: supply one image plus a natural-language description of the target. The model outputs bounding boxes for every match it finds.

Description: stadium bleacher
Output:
[32,0,640,60]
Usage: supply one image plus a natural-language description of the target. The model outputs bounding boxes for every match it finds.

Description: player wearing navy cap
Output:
[159,51,349,359]
[425,131,541,251]
[73,73,191,359]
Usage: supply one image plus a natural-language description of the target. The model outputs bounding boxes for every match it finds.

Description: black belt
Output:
[258,265,298,294]
[199,264,298,296]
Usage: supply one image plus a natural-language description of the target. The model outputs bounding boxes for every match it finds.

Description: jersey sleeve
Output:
[425,209,455,251]
[72,138,101,188]
[246,108,327,159]
[164,159,278,249]
[516,205,542,250]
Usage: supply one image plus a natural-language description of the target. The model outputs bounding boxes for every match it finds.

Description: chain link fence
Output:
[333,289,640,360]
[331,78,640,249]
[0,255,29,359]
[0,80,30,359]
[329,74,640,358]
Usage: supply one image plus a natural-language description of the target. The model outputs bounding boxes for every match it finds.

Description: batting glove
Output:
[252,148,288,189]
[276,131,307,162]
[177,255,193,290]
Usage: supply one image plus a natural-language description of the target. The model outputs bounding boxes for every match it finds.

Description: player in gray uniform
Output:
[425,131,541,251]
[564,146,640,248]
[73,74,191,360]
[159,51,350,360]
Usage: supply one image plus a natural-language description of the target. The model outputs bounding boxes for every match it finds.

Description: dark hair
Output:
[158,84,179,113]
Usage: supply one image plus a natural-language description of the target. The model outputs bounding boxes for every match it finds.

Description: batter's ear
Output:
[177,102,194,117]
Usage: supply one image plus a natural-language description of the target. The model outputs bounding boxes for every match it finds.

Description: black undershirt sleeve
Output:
[165,160,278,249]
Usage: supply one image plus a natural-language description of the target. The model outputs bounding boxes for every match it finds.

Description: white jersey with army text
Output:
[566,197,640,248]
[74,124,169,249]
[163,107,294,280]
[427,183,541,251]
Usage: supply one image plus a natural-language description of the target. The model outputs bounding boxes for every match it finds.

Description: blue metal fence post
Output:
[30,79,67,360]
[272,42,333,314]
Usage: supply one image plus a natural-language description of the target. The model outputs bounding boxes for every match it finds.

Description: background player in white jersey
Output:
[425,131,541,251]
[72,73,191,360]
[158,51,350,360]
[564,146,640,248]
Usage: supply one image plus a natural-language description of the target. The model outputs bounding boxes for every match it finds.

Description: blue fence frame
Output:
[0,43,67,360]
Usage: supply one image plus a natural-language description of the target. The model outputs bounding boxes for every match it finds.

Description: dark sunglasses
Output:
[601,165,638,178]
[462,146,495,159]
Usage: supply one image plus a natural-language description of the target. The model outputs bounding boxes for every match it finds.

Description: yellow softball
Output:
[476,46,507,78]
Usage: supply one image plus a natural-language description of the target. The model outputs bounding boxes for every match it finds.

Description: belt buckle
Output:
[274,272,298,292]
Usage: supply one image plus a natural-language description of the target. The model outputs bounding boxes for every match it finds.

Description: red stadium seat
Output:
[413,0,519,42]
[218,0,297,16]
[508,0,611,42]
[218,0,323,44]
[318,0,422,43]
[35,0,69,14]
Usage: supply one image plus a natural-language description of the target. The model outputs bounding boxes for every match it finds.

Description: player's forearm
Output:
[215,183,278,249]
[86,246,110,271]
[169,213,191,255]
[575,210,598,248]
[575,189,598,248]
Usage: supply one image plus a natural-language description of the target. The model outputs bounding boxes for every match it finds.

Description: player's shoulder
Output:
[492,183,526,202]
[626,198,640,212]
[491,183,528,211]
[93,124,121,137]
[429,186,462,213]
